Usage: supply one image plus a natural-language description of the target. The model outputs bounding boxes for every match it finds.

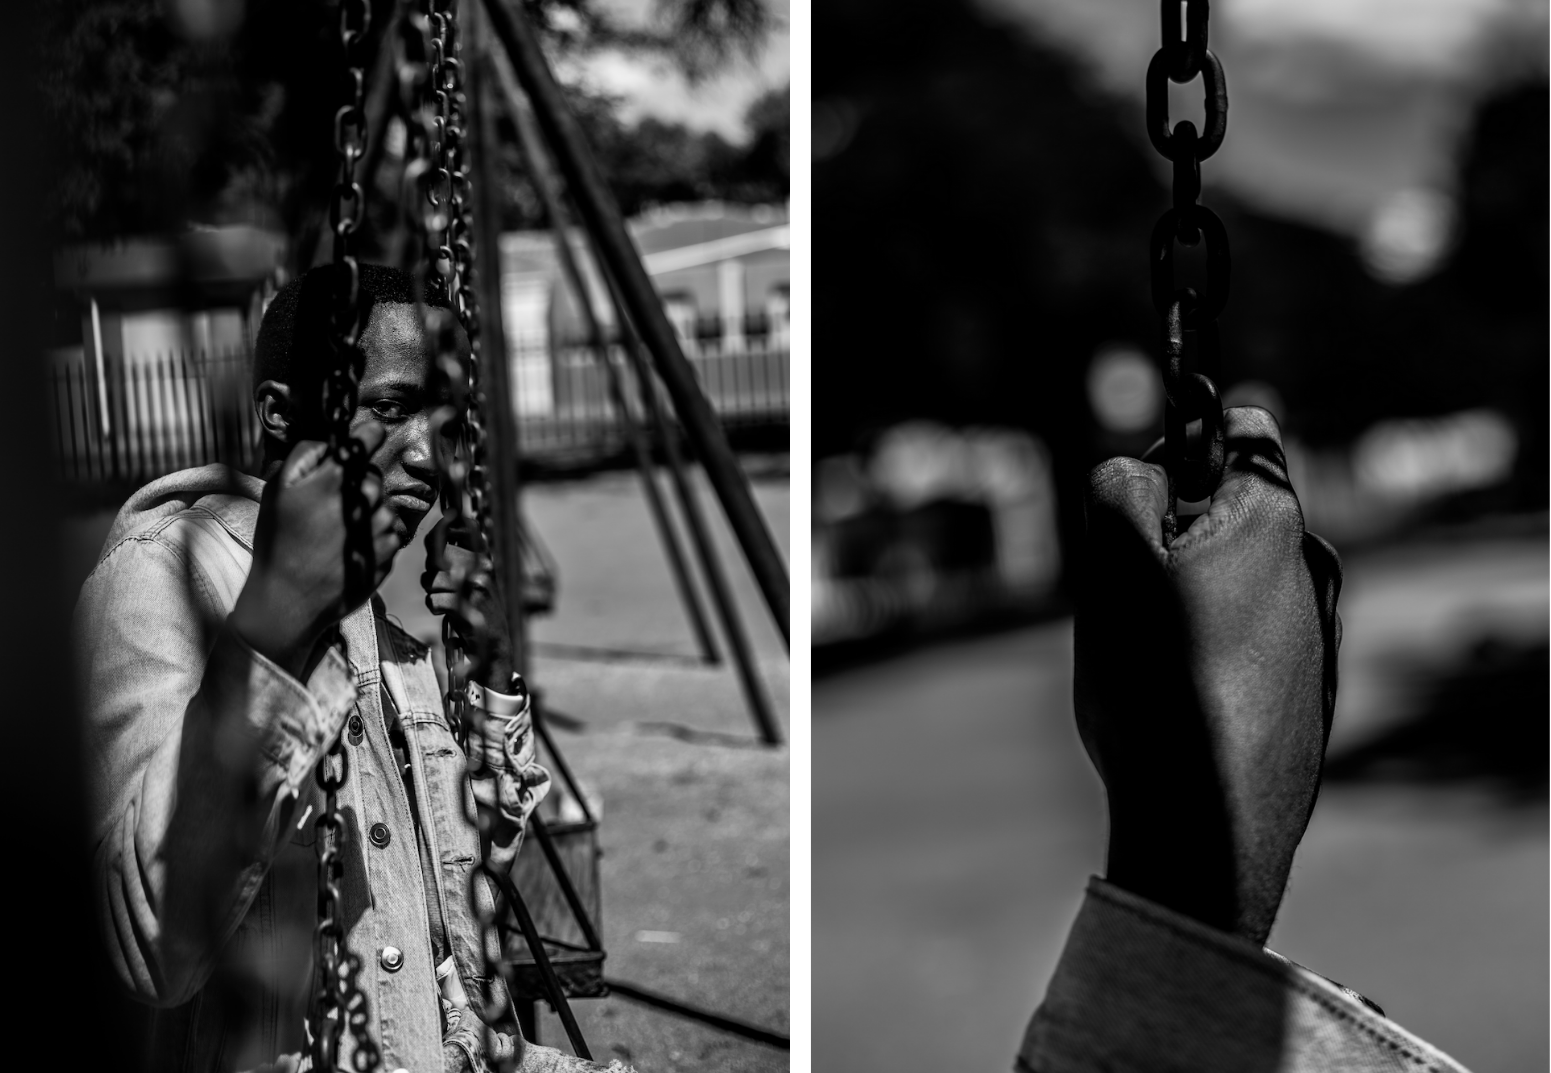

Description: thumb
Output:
[279,440,331,487]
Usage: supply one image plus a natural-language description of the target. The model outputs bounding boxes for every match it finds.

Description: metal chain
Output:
[312,0,381,1070]
[1146,0,1229,529]
[398,6,518,1069]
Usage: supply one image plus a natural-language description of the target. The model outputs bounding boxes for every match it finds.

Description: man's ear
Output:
[255,380,294,444]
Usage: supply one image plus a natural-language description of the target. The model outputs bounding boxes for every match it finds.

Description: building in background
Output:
[49,226,284,485]
[500,202,789,458]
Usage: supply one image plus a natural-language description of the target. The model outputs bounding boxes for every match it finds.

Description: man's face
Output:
[347,301,462,547]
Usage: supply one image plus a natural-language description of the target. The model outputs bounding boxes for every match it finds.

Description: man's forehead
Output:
[359,301,468,375]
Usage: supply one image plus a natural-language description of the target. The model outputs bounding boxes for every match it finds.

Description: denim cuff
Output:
[206,625,358,795]
[1018,877,1471,1073]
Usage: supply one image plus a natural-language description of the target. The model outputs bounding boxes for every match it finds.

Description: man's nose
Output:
[399,411,439,486]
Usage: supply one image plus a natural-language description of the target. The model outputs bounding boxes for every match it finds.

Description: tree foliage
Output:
[40,0,782,247]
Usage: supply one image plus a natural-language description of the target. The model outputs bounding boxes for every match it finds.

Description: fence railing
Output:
[49,349,261,487]
[48,334,788,487]
[520,331,788,459]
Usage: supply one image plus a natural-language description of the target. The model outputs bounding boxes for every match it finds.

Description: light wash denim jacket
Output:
[1019,878,1472,1073]
[76,465,624,1073]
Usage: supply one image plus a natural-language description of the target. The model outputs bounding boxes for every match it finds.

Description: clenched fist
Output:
[1074,406,1342,945]
[230,422,405,679]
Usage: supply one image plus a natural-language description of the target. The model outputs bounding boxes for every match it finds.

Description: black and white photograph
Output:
[7,0,1551,1070]
[19,0,789,1070]
[812,1,1546,1071]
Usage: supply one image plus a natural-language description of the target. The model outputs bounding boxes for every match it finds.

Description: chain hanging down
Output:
[396,4,521,1068]
[1146,0,1229,539]
[313,0,382,1068]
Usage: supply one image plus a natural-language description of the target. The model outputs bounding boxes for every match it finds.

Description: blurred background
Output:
[35,0,789,1069]
[811,0,1547,1070]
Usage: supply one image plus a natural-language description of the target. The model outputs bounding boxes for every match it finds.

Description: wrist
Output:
[230,575,322,680]
[465,674,528,718]
[476,649,516,691]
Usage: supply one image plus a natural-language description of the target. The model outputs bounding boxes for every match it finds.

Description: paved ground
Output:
[814,525,1547,1073]
[65,460,790,1073]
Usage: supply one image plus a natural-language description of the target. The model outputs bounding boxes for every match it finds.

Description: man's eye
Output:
[370,401,408,421]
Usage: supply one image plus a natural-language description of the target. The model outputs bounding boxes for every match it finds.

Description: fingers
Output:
[1211,406,1296,512]
[1172,406,1303,549]
[1302,530,1343,627]
[279,440,332,486]
[1085,455,1170,558]
[1303,530,1344,739]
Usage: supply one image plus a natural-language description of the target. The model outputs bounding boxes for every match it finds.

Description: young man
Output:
[75,264,626,1072]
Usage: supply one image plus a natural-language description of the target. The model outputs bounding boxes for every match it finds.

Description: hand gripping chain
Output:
[312,0,382,1069]
[1145,0,1231,529]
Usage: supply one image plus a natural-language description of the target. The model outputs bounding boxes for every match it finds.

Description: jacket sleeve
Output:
[1017,877,1472,1073]
[466,697,552,876]
[76,523,358,1006]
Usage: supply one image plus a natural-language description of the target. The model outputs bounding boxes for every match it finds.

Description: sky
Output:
[973,0,1547,241]
[562,0,790,143]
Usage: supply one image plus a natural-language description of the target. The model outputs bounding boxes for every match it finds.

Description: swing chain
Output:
[311,1,382,1071]
[1146,0,1229,515]
[428,14,523,1071]
[398,6,517,1068]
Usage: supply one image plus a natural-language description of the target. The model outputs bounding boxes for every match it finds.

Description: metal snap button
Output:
[369,822,391,848]
[379,945,404,972]
[346,715,365,745]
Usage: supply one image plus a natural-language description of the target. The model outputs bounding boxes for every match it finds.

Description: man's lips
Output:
[388,492,435,516]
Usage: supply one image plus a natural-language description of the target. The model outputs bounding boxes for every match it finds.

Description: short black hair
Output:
[253,262,449,394]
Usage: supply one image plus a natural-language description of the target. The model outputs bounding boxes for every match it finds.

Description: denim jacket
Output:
[75,465,622,1073]
[1018,878,1472,1073]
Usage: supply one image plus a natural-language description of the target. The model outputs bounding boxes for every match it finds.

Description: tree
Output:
[40,0,777,249]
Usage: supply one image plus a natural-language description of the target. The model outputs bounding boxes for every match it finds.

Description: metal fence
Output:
[49,330,788,487]
[519,324,789,459]
[50,350,262,487]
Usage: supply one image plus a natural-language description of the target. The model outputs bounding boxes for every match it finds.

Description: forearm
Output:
[81,534,358,1004]
[95,625,357,1004]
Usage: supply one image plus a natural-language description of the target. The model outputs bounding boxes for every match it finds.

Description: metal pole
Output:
[470,23,592,1064]
[486,47,781,744]
[468,22,528,678]
[486,50,721,666]
[487,867,593,1060]
[478,0,789,648]
[603,266,784,745]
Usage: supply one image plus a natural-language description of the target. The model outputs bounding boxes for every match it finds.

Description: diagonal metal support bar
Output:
[528,813,604,952]
[486,866,594,1060]
[484,48,722,667]
[487,49,781,744]
[478,0,790,649]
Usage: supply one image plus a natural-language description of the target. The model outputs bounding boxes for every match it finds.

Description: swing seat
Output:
[505,813,607,999]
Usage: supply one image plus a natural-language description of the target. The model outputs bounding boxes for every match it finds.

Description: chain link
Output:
[1146,0,1229,518]
[313,0,380,1069]
[397,5,517,1069]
